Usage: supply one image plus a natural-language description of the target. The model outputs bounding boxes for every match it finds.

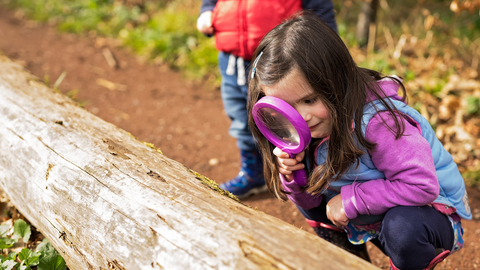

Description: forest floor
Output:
[0,6,479,269]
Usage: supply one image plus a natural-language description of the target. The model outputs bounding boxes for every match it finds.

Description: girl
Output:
[247,12,471,270]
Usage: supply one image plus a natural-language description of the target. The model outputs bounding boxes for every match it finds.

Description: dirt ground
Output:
[0,6,479,269]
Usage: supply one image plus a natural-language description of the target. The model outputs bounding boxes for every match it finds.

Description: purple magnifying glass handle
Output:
[253,96,311,187]
[292,167,308,186]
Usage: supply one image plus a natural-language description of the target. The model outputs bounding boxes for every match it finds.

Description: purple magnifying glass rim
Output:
[252,96,311,156]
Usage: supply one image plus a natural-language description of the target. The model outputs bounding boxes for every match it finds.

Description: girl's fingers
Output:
[278,167,292,175]
[273,147,289,158]
[296,151,306,162]
[283,174,295,182]
[278,164,304,174]
[277,157,301,166]
[278,163,305,172]
[274,147,304,174]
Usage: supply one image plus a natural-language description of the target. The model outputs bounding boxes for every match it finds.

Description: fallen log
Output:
[0,55,379,270]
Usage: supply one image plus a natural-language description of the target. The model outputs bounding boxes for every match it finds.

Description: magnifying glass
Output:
[252,96,311,186]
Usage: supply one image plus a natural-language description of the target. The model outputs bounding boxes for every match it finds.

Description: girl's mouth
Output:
[309,123,319,130]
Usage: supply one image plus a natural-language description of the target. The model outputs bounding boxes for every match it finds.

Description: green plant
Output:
[36,239,67,270]
[0,219,66,270]
[466,96,480,115]
[462,166,480,186]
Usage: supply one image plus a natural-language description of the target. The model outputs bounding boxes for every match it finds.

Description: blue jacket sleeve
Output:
[200,0,217,14]
[302,0,338,33]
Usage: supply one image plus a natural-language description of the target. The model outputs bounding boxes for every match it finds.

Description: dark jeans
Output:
[298,202,454,269]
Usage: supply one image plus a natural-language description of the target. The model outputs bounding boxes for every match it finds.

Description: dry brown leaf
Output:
[461,67,479,79]
[418,91,439,107]
[456,127,476,142]
[438,95,461,120]
[464,118,480,137]
[424,15,435,31]
[453,146,470,163]
[442,75,480,94]
[436,124,448,140]
[443,141,453,152]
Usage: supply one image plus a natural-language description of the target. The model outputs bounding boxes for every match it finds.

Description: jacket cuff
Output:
[341,185,359,219]
[280,174,302,193]
[281,174,322,209]
[199,5,214,14]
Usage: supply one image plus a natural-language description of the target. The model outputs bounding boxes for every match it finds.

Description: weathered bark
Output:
[0,56,379,270]
[356,0,379,47]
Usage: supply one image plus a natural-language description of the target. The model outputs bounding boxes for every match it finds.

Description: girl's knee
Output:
[380,206,433,262]
[380,206,427,244]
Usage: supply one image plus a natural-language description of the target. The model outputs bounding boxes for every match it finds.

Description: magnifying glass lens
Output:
[257,107,300,146]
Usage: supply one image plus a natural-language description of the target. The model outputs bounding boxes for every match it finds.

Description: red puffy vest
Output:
[212,0,302,61]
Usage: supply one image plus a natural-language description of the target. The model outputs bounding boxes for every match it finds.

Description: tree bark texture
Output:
[0,56,379,270]
[356,0,379,47]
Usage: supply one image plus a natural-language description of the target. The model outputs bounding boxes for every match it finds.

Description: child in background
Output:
[196,0,337,199]
[248,13,471,270]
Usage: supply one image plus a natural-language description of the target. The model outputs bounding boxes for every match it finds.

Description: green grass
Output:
[463,166,480,187]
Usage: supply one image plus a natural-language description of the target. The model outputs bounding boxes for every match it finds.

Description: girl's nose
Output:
[303,113,312,122]
[297,107,312,122]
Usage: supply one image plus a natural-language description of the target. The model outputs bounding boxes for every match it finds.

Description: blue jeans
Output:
[218,51,255,151]
[298,203,455,269]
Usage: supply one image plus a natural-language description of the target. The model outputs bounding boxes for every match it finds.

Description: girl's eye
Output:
[304,97,317,104]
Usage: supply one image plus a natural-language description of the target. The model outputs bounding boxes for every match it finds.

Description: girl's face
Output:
[262,69,332,139]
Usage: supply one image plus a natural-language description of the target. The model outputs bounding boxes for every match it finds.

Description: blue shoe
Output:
[220,150,267,199]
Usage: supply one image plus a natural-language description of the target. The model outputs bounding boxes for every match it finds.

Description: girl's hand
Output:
[326,194,349,228]
[273,147,305,182]
[196,11,214,35]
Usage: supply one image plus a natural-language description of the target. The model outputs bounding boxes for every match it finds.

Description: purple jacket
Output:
[282,79,441,220]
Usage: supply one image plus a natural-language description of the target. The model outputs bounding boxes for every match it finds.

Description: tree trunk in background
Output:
[0,56,379,270]
[356,0,379,47]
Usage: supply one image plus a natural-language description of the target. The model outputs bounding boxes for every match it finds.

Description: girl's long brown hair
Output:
[247,12,407,200]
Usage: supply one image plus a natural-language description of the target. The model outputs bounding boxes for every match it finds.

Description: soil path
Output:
[0,6,479,269]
